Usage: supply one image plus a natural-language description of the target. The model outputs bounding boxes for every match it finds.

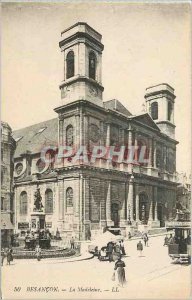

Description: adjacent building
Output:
[12,23,178,240]
[1,121,16,247]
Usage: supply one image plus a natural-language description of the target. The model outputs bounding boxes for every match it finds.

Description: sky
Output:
[1,2,191,175]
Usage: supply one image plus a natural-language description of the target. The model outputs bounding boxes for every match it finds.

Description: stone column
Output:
[100,121,104,146]
[135,192,140,222]
[84,177,90,222]
[106,123,111,147]
[153,139,157,168]
[127,175,134,221]
[153,186,158,221]
[148,190,153,221]
[134,131,138,163]
[79,175,83,239]
[106,180,112,225]
[75,114,80,149]
[106,123,111,168]
[163,145,167,171]
[120,198,126,226]
[148,138,152,167]
[128,130,133,148]
[58,180,64,220]
[79,108,83,147]
[83,115,89,149]
[59,117,64,145]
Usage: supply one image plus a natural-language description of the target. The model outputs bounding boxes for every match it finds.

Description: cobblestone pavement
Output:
[1,235,191,299]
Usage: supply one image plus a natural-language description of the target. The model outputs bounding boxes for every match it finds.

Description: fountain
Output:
[10,186,80,259]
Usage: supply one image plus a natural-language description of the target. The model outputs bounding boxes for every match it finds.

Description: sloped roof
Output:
[104,99,132,117]
[13,118,58,158]
[132,113,160,131]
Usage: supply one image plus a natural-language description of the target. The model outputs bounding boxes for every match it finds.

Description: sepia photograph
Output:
[1,2,191,299]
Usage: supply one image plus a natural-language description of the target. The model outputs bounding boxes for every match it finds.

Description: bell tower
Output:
[59,22,104,107]
[145,83,176,139]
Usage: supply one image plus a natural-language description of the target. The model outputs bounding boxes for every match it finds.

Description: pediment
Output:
[133,113,160,131]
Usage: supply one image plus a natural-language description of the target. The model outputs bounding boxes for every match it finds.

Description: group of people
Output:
[25,229,51,241]
[1,247,13,266]
[163,234,175,246]
[103,240,126,262]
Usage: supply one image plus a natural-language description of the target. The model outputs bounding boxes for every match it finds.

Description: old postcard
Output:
[1,1,191,299]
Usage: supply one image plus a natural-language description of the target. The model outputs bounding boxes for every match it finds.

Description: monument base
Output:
[30,211,46,230]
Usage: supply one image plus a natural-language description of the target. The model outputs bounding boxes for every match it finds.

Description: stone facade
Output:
[12,23,178,240]
[1,121,16,247]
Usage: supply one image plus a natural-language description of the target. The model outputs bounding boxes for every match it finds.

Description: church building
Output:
[13,23,178,239]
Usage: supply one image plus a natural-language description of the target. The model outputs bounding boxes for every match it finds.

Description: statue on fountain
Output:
[34,187,43,211]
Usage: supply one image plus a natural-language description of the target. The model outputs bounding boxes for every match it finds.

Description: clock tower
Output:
[59,22,104,107]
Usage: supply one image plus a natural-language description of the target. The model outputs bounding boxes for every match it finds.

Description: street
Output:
[1,235,191,299]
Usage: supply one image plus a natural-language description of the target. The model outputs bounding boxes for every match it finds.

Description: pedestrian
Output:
[35,244,41,261]
[120,240,126,255]
[1,249,6,266]
[70,236,75,249]
[168,234,175,244]
[143,234,149,247]
[7,248,13,265]
[113,257,126,287]
[137,240,143,256]
[164,235,169,246]
[107,241,114,262]
[128,232,132,240]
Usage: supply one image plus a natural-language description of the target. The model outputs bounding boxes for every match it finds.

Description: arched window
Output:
[20,191,28,215]
[168,102,172,121]
[66,125,73,146]
[66,187,73,213]
[45,189,53,214]
[151,102,158,120]
[66,51,74,79]
[89,52,96,80]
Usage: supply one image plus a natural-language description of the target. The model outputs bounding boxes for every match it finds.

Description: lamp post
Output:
[128,204,132,225]
[141,204,145,224]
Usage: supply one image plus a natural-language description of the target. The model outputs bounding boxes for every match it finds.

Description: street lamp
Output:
[141,204,145,224]
[128,204,132,225]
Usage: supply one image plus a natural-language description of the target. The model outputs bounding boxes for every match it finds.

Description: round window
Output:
[36,159,46,173]
[15,163,23,175]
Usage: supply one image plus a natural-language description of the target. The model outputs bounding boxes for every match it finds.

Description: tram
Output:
[166,212,191,264]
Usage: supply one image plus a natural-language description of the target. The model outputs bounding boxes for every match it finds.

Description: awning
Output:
[1,213,14,230]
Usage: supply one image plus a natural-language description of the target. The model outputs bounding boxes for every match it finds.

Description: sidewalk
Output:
[129,230,172,241]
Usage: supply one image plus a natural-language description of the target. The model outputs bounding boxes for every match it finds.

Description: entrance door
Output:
[157,204,165,227]
[111,203,119,227]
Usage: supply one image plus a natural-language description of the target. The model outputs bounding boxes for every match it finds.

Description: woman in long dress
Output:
[114,257,126,287]
[35,245,41,261]
[7,248,13,265]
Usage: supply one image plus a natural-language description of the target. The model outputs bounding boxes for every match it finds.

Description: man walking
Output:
[143,234,149,247]
[137,240,143,256]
